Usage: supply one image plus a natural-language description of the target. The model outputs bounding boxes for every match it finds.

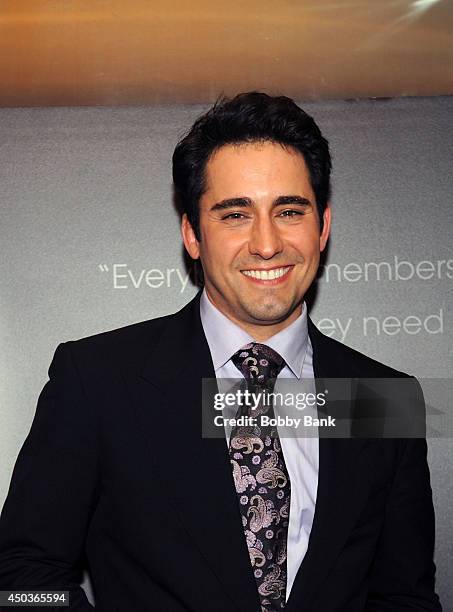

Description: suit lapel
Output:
[133,291,261,612]
[286,319,373,612]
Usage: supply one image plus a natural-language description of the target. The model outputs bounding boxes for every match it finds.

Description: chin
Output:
[243,302,293,324]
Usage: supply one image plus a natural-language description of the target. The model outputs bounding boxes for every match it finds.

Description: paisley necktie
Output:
[229,343,291,611]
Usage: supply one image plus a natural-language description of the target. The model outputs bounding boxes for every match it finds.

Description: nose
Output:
[248,215,284,259]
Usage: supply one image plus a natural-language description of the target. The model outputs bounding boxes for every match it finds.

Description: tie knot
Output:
[231,342,285,386]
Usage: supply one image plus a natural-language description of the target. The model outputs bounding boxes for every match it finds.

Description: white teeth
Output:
[242,266,291,280]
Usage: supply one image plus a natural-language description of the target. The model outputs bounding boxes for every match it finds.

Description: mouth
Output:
[240,265,293,284]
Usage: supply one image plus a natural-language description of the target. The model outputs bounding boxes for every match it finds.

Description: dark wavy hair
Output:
[172,91,331,240]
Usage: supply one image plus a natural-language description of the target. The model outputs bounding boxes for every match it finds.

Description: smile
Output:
[241,266,293,281]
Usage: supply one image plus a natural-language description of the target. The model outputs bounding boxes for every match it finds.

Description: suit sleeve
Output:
[365,380,442,611]
[0,342,99,610]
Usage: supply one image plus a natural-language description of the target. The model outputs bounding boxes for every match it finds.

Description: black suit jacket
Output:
[0,291,441,611]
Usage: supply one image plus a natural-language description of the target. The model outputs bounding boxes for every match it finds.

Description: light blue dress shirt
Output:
[199,288,319,601]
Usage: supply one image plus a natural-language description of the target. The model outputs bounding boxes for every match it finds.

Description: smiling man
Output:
[181,141,330,340]
[0,92,441,611]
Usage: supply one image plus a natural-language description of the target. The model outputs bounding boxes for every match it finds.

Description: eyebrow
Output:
[209,195,312,212]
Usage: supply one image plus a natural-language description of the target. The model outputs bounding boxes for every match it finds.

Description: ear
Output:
[181,214,200,260]
[319,205,331,252]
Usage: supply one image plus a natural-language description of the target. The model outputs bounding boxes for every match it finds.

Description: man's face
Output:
[181,141,331,339]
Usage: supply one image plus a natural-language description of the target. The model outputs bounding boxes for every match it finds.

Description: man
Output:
[0,92,441,611]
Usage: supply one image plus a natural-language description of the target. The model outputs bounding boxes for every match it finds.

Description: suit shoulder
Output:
[50,295,201,376]
[311,323,411,379]
[339,337,408,378]
[59,311,175,367]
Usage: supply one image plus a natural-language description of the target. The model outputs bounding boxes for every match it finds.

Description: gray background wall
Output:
[1,96,452,607]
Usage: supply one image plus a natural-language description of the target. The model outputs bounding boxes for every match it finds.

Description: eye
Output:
[222,212,246,220]
[279,209,305,217]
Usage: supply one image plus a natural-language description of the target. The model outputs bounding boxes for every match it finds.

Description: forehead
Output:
[203,141,311,192]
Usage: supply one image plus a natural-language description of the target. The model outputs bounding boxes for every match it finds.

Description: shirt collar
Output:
[200,288,308,379]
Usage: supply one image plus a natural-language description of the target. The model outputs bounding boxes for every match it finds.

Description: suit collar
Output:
[141,289,212,392]
[146,289,312,384]
[308,316,355,379]
[141,291,352,385]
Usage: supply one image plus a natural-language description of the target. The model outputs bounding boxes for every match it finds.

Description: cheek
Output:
[198,243,230,280]
[201,233,244,262]
[289,235,320,258]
